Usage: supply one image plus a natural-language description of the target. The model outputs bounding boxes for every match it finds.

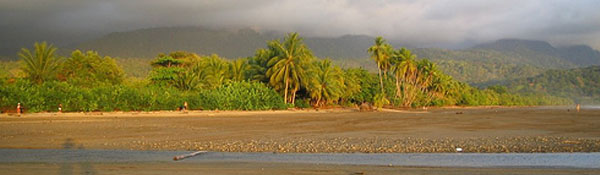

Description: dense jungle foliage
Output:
[0,34,572,112]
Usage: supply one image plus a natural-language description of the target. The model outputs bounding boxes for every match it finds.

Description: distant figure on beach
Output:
[576,104,581,112]
[58,104,63,113]
[183,102,188,112]
[16,103,22,116]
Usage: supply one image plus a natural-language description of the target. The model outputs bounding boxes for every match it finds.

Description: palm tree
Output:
[174,68,202,91]
[266,33,313,104]
[18,42,61,84]
[307,59,344,107]
[416,59,438,105]
[203,55,229,89]
[417,59,437,88]
[367,37,392,93]
[230,58,249,82]
[432,74,451,95]
[397,48,417,84]
[247,49,272,83]
[391,48,420,107]
[390,49,403,97]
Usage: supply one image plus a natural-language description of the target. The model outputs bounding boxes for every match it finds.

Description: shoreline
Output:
[1,106,598,153]
[2,149,600,168]
[0,105,583,118]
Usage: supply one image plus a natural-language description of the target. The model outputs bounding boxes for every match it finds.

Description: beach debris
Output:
[173,151,207,161]
[359,102,374,112]
[455,147,463,152]
[455,111,463,114]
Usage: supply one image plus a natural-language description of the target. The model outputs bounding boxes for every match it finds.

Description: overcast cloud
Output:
[1,0,599,51]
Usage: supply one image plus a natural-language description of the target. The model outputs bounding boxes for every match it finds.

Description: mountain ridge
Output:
[5,26,600,86]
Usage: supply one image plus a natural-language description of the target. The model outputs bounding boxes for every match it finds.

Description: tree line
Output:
[0,33,571,112]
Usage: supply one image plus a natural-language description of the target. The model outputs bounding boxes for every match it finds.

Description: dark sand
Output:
[1,107,598,153]
[1,106,599,174]
[3,162,600,175]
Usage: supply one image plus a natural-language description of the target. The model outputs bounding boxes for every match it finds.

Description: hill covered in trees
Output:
[413,48,546,84]
[68,27,600,84]
[473,39,600,67]
[72,26,405,60]
[414,39,600,84]
[493,66,600,104]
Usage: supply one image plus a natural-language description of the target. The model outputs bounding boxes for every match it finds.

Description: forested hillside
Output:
[495,66,600,104]
[70,27,600,85]
[472,39,600,68]
[413,48,545,84]
[414,39,600,84]
[73,26,404,60]
[558,45,600,66]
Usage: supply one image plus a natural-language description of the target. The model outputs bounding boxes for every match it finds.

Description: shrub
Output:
[194,82,286,110]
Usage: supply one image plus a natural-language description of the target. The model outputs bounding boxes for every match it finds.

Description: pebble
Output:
[118,136,600,153]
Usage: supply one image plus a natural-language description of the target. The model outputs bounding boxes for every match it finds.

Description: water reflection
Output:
[58,138,96,175]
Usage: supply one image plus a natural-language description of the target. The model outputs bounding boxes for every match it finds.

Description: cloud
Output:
[1,0,599,50]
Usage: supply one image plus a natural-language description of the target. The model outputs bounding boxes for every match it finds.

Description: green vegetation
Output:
[0,80,285,112]
[18,42,62,84]
[494,66,600,104]
[60,50,124,87]
[413,48,547,84]
[307,59,345,107]
[116,58,152,78]
[361,38,570,108]
[68,27,600,88]
[0,60,20,79]
[0,34,574,113]
[265,33,313,104]
[368,36,392,93]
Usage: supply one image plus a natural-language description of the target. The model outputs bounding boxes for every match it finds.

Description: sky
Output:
[1,0,599,52]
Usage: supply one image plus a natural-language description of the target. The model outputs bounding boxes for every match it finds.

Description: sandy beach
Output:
[1,106,600,174]
[1,106,599,153]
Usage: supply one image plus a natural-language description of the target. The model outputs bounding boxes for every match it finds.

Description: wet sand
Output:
[2,149,599,168]
[1,149,599,175]
[4,162,600,175]
[0,107,599,153]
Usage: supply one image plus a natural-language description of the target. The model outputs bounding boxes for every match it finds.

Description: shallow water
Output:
[534,105,600,110]
[1,149,599,168]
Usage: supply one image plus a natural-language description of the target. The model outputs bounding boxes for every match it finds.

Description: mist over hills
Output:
[557,45,600,66]
[72,26,408,60]
[70,26,598,63]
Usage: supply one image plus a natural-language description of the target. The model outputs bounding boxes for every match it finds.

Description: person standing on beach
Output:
[16,103,22,116]
[58,104,63,113]
[183,102,188,112]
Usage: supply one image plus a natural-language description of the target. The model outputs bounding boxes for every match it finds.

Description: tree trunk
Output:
[291,88,296,104]
[316,98,321,108]
[284,77,289,104]
[395,74,401,97]
[377,63,384,94]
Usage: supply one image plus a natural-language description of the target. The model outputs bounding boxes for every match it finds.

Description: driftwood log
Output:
[173,151,207,161]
